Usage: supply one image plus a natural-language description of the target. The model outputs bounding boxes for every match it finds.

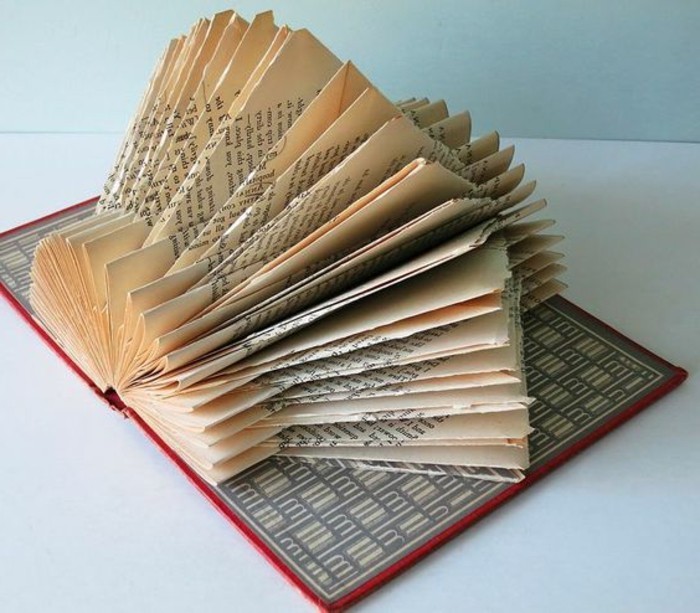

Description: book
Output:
[0,8,687,611]
[0,198,686,609]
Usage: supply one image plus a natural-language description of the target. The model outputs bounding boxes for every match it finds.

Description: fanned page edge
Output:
[0,198,688,612]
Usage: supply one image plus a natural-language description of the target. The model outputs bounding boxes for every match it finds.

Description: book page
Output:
[126,12,251,212]
[138,13,280,221]
[146,29,342,243]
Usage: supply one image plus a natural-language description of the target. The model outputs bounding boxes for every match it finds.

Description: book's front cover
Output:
[0,200,687,611]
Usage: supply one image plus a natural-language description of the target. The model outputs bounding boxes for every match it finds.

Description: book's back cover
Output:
[0,200,687,611]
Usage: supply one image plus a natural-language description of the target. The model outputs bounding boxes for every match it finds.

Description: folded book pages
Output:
[1,8,686,611]
[28,9,564,486]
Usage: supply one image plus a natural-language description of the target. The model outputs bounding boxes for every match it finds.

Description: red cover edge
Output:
[0,195,101,240]
[0,200,688,612]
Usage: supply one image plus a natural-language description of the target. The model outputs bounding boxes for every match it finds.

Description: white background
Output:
[0,134,698,612]
[1,1,699,141]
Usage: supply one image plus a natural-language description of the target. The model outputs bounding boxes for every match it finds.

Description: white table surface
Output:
[0,134,698,613]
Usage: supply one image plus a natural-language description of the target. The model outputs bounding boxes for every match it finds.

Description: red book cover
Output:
[0,198,687,611]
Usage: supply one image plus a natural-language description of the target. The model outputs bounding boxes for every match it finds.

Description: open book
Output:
[1,203,686,610]
[4,8,685,610]
[29,9,565,486]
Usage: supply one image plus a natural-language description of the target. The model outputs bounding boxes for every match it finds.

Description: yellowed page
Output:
[220,160,477,309]
[122,11,234,210]
[213,247,510,379]
[458,131,500,165]
[127,12,249,210]
[403,99,448,127]
[170,198,542,390]
[152,217,516,386]
[138,13,281,221]
[170,63,391,271]
[279,344,520,402]
[264,389,529,426]
[108,19,209,210]
[149,302,513,429]
[423,110,471,148]
[279,443,529,469]
[98,35,184,211]
[199,114,470,297]
[146,29,342,243]
[82,219,150,308]
[105,239,179,335]
[156,184,535,371]
[268,409,531,446]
